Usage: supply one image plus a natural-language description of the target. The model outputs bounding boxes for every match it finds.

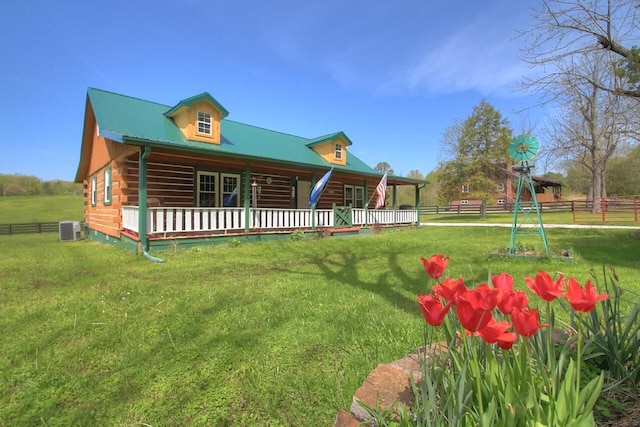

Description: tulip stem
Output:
[575,313,583,419]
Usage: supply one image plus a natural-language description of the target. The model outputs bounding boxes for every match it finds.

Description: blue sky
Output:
[0,0,543,181]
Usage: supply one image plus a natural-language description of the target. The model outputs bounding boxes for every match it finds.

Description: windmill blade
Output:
[508,135,540,162]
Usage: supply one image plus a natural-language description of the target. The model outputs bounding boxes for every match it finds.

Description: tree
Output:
[521,0,640,99]
[540,52,638,211]
[374,162,394,175]
[396,170,424,206]
[606,144,640,195]
[437,100,513,217]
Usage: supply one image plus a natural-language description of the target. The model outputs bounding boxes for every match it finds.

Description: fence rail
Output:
[0,222,70,235]
[420,197,639,222]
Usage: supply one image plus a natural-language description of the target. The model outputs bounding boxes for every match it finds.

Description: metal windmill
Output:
[507,134,549,256]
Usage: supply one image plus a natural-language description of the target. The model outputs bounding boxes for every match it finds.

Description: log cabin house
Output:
[75,88,426,255]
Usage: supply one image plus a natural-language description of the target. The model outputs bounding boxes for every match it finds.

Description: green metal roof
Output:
[85,87,379,175]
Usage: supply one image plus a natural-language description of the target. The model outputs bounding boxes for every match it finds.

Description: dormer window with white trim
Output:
[335,143,342,160]
[461,184,469,193]
[197,111,212,135]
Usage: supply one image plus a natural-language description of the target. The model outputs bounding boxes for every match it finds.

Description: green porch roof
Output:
[85,87,378,175]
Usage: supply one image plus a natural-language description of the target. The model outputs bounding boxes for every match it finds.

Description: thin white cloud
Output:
[385,25,529,97]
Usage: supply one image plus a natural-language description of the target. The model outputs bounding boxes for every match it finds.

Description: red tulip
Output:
[564,278,609,312]
[497,290,529,315]
[432,277,466,303]
[511,307,547,337]
[476,318,517,350]
[455,289,493,332]
[492,272,514,292]
[418,294,451,326]
[420,254,450,280]
[525,271,565,302]
[475,284,499,311]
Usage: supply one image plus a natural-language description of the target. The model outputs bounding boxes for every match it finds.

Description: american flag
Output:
[374,172,388,209]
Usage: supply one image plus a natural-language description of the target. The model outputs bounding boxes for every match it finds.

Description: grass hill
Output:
[0,195,83,223]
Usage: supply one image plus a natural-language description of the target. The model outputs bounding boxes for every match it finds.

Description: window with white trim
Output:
[104,166,112,206]
[497,199,506,204]
[197,171,217,207]
[335,143,342,160]
[496,183,505,192]
[460,200,469,205]
[221,174,240,207]
[344,185,364,208]
[461,184,469,193]
[196,171,242,207]
[91,176,97,207]
[197,111,212,135]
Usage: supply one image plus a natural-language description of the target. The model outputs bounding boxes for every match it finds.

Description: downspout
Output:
[138,145,164,263]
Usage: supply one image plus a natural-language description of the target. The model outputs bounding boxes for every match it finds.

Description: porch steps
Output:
[328,226,362,236]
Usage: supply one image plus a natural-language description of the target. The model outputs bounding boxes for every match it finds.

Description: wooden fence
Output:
[421,197,639,223]
[0,222,83,236]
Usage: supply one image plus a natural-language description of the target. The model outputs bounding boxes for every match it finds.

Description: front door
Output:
[297,181,311,209]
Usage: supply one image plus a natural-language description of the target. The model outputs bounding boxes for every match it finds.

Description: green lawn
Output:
[1,226,639,425]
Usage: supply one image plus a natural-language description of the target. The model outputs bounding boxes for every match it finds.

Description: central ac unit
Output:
[59,221,81,241]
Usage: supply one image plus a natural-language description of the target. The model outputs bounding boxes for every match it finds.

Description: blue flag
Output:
[308,168,333,206]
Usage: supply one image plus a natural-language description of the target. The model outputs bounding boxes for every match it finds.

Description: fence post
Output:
[601,198,606,222]
[635,196,638,222]
[572,200,576,223]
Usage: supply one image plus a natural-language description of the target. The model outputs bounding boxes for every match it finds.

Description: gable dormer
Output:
[306,131,352,166]
[164,93,229,144]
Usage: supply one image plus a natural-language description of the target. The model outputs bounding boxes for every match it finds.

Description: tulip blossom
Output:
[564,278,609,313]
[511,307,547,337]
[475,284,499,311]
[432,277,466,303]
[497,290,529,315]
[476,318,517,350]
[525,271,565,302]
[491,272,514,292]
[455,290,493,332]
[420,254,450,280]
[418,294,451,327]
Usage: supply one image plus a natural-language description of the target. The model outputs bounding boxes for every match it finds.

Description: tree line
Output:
[0,173,82,197]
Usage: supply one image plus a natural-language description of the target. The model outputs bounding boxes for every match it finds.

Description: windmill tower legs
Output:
[508,165,550,257]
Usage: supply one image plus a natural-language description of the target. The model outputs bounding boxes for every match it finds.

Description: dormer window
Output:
[335,143,343,160]
[197,111,212,135]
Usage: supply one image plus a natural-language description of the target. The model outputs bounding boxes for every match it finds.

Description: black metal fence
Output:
[0,222,79,236]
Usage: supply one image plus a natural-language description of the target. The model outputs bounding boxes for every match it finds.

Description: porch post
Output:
[364,178,368,226]
[415,184,421,225]
[392,183,398,225]
[244,164,251,233]
[310,172,316,230]
[138,146,151,253]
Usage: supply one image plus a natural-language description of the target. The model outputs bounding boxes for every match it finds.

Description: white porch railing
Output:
[352,208,418,225]
[121,206,417,235]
